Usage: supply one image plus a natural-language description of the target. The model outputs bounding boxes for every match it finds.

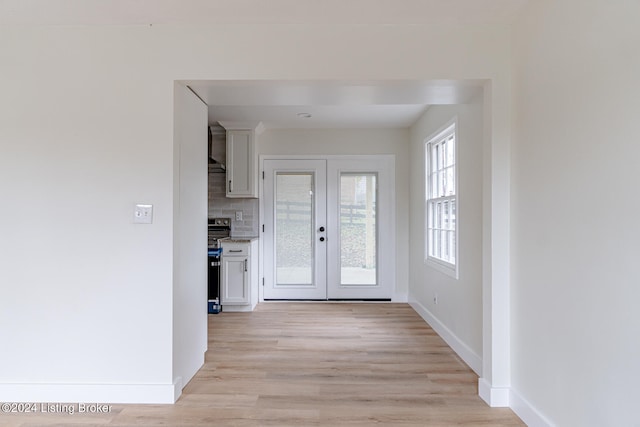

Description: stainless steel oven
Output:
[208,218,231,314]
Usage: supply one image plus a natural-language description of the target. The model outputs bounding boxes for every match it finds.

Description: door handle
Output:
[319,226,325,232]
[228,180,232,192]
[319,237,325,242]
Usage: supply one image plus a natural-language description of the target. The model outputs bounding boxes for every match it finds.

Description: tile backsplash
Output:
[208,166,259,237]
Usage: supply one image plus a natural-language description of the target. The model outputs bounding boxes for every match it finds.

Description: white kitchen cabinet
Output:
[221,255,249,305]
[220,240,258,311]
[225,129,258,198]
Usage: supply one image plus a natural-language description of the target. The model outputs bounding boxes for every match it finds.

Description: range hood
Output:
[208,124,226,173]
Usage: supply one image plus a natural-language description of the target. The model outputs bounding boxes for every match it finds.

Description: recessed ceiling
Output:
[186,80,484,129]
[206,104,429,130]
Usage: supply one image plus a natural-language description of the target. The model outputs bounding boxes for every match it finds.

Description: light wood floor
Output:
[4,303,524,426]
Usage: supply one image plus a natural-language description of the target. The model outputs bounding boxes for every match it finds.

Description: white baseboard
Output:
[0,381,179,404]
[221,304,254,312]
[173,376,183,402]
[409,300,482,375]
[510,387,554,427]
[478,377,510,407]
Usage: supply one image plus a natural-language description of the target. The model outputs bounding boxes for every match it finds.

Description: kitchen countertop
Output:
[220,237,259,243]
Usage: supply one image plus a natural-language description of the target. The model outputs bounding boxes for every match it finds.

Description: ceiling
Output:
[186,80,484,130]
[0,0,528,26]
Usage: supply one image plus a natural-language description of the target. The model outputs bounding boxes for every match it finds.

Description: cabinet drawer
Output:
[221,243,249,256]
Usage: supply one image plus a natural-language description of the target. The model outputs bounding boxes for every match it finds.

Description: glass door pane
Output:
[275,173,314,285]
[340,173,377,285]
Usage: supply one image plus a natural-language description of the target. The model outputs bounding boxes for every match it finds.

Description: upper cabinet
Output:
[226,130,255,197]
[219,122,263,198]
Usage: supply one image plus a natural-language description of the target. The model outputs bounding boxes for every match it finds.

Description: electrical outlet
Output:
[235,211,243,221]
[134,204,153,224]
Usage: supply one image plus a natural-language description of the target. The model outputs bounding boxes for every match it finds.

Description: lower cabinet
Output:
[221,256,249,305]
[220,240,258,311]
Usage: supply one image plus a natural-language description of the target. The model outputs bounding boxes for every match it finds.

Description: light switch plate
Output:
[134,204,153,224]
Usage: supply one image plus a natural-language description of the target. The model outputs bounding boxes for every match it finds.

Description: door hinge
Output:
[262,277,265,286]
[262,171,265,179]
[262,224,265,232]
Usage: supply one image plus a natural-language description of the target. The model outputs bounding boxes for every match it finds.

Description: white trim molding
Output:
[480,78,512,413]
[510,387,555,427]
[478,377,509,407]
[409,300,482,375]
[0,381,180,404]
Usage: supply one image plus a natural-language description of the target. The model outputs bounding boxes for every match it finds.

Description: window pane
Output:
[275,173,313,285]
[451,200,457,231]
[340,174,377,285]
[431,145,438,175]
[446,136,455,167]
[446,166,455,195]
[430,172,437,198]
[443,229,450,260]
[442,200,448,229]
[443,139,449,167]
[429,229,435,257]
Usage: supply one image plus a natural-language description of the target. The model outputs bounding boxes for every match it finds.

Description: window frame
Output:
[424,120,459,279]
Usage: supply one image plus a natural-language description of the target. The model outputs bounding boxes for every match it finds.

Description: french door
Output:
[263,156,394,300]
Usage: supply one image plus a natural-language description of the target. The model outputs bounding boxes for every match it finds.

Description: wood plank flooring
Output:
[3,303,524,426]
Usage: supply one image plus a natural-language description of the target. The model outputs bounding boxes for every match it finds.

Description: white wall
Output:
[258,128,410,300]
[172,83,208,398]
[510,1,640,425]
[0,26,177,403]
[0,18,513,403]
[408,99,484,373]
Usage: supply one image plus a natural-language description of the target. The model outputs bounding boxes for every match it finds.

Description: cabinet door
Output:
[226,130,257,198]
[221,256,249,305]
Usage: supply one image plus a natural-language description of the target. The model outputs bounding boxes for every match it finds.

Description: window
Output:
[425,122,458,277]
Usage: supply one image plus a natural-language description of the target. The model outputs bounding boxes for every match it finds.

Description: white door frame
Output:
[259,154,396,302]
